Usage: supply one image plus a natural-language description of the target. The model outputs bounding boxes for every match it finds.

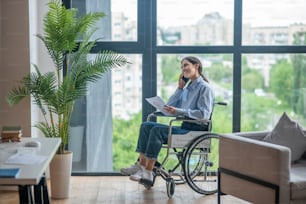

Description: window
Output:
[71,0,137,41]
[67,0,306,173]
[241,53,306,131]
[242,0,306,45]
[157,0,234,46]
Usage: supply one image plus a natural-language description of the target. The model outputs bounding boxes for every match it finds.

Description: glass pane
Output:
[111,0,137,41]
[71,0,137,41]
[242,0,306,45]
[157,0,234,46]
[241,54,306,132]
[112,54,142,172]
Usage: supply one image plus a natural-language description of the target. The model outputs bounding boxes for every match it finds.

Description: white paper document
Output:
[5,152,47,165]
[145,96,174,116]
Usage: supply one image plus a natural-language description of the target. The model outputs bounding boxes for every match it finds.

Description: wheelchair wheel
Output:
[166,178,175,198]
[183,133,219,195]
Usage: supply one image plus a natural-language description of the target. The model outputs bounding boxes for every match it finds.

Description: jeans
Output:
[135,121,189,160]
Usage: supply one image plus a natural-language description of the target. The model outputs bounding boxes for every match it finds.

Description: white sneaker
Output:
[141,170,154,182]
[129,169,143,181]
[139,170,154,188]
[120,163,142,176]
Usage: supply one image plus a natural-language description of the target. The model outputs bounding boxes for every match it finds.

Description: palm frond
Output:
[6,82,30,106]
[36,34,65,72]
[44,0,79,53]
[34,122,56,138]
[29,65,58,114]
[75,12,106,36]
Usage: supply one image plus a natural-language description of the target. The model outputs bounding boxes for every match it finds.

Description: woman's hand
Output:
[178,73,186,89]
[163,105,176,115]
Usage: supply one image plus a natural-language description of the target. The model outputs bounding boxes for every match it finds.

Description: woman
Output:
[120,56,215,187]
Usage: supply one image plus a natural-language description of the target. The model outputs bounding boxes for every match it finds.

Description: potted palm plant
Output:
[6,0,128,199]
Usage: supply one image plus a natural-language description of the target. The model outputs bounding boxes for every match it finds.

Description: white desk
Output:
[0,137,61,203]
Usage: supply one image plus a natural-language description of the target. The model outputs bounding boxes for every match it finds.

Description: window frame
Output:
[63,0,306,132]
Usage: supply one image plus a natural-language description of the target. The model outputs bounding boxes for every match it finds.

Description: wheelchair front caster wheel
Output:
[166,179,175,198]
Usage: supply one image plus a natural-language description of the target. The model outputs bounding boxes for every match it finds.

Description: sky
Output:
[111,0,306,27]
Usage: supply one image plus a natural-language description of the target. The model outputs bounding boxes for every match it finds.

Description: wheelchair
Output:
[146,101,226,198]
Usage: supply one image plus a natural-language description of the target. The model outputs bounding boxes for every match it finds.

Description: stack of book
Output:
[1,126,22,142]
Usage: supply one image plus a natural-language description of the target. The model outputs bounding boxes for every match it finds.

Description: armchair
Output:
[218,131,306,204]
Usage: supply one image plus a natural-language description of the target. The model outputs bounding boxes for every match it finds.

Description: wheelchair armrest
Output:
[147,111,176,121]
[168,117,211,131]
[169,116,210,125]
[147,112,211,129]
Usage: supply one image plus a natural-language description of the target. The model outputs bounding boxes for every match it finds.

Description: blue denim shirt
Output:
[166,76,215,120]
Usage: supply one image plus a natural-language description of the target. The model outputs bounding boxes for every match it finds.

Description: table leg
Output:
[34,176,50,204]
[18,185,33,204]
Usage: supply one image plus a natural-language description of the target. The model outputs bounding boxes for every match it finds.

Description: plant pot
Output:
[69,126,84,162]
[49,151,73,199]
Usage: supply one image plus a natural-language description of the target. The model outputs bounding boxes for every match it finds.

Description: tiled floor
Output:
[0,176,250,204]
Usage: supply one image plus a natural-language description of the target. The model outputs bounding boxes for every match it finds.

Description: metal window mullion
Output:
[233,0,243,132]
[141,0,157,121]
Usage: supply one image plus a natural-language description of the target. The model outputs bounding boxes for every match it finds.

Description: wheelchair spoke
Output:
[183,133,219,195]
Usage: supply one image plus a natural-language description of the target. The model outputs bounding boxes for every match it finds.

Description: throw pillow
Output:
[263,112,306,162]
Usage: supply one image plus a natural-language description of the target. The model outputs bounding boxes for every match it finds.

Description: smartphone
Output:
[181,76,189,83]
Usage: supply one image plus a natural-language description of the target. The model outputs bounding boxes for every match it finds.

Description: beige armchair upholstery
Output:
[218,131,306,204]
